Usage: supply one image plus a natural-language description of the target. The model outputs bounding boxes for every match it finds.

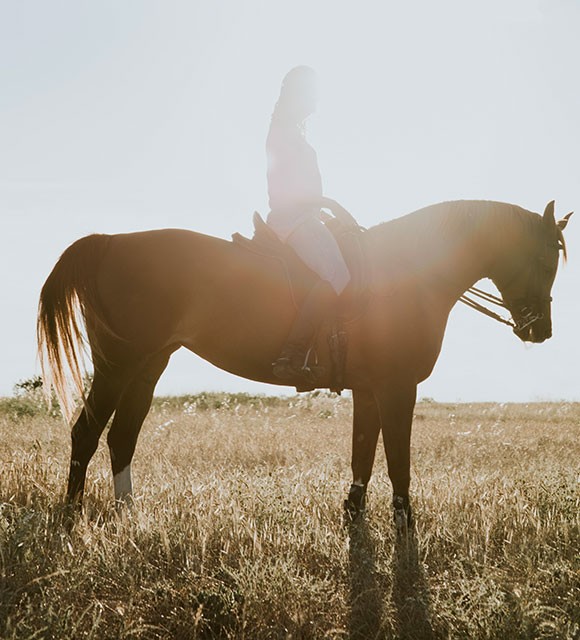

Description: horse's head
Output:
[492,201,573,344]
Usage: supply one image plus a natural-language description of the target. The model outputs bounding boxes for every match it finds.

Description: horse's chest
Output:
[348,296,447,382]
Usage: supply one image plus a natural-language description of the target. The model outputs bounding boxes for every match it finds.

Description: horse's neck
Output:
[369,202,527,302]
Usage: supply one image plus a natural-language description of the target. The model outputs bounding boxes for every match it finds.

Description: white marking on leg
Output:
[71,459,81,467]
[113,465,133,503]
[354,478,364,487]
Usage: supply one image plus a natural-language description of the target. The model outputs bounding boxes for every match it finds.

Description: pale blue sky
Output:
[1,0,579,400]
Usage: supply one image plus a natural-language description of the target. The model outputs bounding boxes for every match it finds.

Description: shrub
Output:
[0,375,61,419]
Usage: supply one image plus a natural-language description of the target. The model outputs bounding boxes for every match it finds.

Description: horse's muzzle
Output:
[513,314,552,343]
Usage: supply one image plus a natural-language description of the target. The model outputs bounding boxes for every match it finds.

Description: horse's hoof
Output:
[393,494,414,537]
[344,484,366,523]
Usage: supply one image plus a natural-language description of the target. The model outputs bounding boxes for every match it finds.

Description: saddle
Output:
[232,212,370,394]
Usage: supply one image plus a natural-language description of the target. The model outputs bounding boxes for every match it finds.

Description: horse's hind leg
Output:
[106,348,174,505]
[67,366,123,504]
[345,388,381,519]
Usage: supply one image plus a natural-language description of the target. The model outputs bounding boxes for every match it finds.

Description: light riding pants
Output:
[285,217,351,295]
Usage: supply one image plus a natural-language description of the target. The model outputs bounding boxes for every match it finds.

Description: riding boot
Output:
[273,280,337,382]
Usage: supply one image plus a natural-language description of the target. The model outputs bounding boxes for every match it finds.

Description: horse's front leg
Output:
[373,379,417,533]
[345,388,381,520]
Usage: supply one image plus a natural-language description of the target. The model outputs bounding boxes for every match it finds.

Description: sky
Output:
[1,0,579,401]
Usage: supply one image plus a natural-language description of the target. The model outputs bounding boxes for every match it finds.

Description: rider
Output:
[266,66,356,382]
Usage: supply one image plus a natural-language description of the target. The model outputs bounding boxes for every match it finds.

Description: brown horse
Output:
[37,200,571,525]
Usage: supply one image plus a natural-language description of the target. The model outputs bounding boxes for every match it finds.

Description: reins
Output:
[458,286,516,328]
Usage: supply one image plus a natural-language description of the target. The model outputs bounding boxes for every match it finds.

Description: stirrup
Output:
[272,357,324,386]
[272,357,297,379]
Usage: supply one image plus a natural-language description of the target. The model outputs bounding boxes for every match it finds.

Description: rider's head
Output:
[273,65,319,125]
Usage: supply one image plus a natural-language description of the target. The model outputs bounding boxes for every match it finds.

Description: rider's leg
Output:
[285,217,350,296]
[272,218,350,380]
[273,279,337,378]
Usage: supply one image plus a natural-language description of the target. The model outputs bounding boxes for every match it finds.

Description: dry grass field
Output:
[1,389,579,639]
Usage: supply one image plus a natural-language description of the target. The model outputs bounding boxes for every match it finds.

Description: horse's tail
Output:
[37,234,112,421]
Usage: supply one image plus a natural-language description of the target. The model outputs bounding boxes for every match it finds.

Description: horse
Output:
[37,199,572,526]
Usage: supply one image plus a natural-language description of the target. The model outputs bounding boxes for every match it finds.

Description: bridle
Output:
[458,285,547,331]
[459,236,560,332]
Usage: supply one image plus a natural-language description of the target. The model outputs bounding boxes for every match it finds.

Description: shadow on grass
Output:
[391,532,434,639]
[347,519,386,639]
[348,519,434,640]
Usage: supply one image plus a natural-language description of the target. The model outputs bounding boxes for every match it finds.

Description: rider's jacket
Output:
[266,118,322,242]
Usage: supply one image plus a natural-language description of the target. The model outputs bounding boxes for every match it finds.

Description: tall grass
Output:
[1,393,579,639]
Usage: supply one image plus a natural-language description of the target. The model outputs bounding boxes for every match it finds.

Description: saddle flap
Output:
[232,214,318,297]
[233,212,370,314]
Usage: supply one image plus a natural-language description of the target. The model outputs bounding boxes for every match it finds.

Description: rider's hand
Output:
[319,197,361,231]
[319,196,338,209]
[340,215,363,232]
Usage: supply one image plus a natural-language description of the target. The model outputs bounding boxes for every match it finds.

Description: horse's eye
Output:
[537,256,555,275]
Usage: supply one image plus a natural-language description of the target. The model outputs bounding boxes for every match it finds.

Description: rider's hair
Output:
[271,66,318,130]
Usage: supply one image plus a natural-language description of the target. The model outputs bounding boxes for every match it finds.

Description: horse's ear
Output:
[543,200,556,227]
[557,211,573,231]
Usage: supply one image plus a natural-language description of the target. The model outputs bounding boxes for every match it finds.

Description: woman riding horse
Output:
[36,68,573,523]
[266,66,358,383]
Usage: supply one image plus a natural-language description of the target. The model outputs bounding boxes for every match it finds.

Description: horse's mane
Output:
[372,199,536,233]
[367,200,555,261]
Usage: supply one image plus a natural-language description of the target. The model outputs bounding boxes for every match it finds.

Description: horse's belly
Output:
[171,274,299,384]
